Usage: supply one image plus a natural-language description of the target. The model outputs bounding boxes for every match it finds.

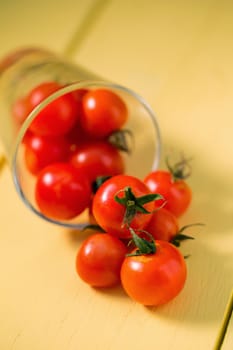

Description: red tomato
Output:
[69,141,125,183]
[28,81,79,136]
[165,180,192,217]
[81,89,128,138]
[11,96,32,126]
[92,175,157,239]
[29,81,61,106]
[144,170,172,208]
[35,163,91,220]
[144,207,179,242]
[121,240,187,306]
[70,88,88,110]
[76,232,127,287]
[22,130,34,144]
[144,170,192,217]
[24,134,70,175]
[65,123,92,153]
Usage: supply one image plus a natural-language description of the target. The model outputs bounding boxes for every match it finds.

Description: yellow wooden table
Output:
[0,1,232,349]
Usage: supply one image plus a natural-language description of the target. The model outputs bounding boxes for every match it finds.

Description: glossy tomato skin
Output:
[92,175,155,239]
[165,180,192,217]
[12,96,32,127]
[81,89,128,138]
[144,170,192,217]
[144,207,179,242]
[69,141,125,183]
[121,240,187,306]
[144,170,172,208]
[70,88,89,110]
[35,162,91,220]
[76,233,127,288]
[28,81,78,136]
[29,81,61,105]
[24,134,70,175]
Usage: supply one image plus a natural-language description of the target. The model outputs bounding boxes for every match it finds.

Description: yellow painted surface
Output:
[0,1,233,349]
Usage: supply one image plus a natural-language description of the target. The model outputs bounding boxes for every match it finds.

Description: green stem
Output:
[166,154,192,181]
[114,186,162,226]
[171,223,204,247]
[127,227,156,257]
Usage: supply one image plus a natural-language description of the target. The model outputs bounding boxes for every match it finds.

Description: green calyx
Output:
[108,129,134,154]
[166,154,192,181]
[171,222,204,247]
[127,227,156,257]
[114,186,162,226]
[92,175,112,194]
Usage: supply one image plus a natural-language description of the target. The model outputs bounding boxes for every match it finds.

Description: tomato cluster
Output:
[76,170,196,307]
[12,81,128,221]
[12,80,197,307]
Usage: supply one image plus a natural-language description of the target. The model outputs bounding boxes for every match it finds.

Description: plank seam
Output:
[62,0,111,59]
[213,289,233,349]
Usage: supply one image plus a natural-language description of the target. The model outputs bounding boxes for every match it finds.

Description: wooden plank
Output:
[0,1,233,349]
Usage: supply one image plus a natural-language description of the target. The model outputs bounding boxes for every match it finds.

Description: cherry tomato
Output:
[35,162,91,220]
[92,175,156,239]
[144,170,192,217]
[144,207,179,242]
[24,134,70,175]
[81,89,128,138]
[144,170,172,208]
[29,81,61,107]
[69,141,125,184]
[65,123,91,153]
[11,95,32,127]
[120,240,187,306]
[70,88,88,110]
[76,232,127,288]
[165,180,192,217]
[28,81,79,136]
[22,130,34,144]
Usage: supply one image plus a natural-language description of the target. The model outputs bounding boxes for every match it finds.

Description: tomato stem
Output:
[127,227,156,256]
[0,155,6,174]
[166,154,192,181]
[92,175,112,193]
[171,222,204,247]
[108,128,134,154]
[114,186,162,226]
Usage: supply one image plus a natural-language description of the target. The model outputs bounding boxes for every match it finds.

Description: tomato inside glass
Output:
[69,140,125,184]
[28,81,79,136]
[35,162,92,220]
[11,96,32,127]
[24,134,70,175]
[81,89,128,138]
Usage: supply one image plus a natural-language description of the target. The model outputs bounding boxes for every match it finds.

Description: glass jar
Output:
[0,47,161,229]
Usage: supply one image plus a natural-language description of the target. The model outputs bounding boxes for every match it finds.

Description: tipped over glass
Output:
[0,48,161,229]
